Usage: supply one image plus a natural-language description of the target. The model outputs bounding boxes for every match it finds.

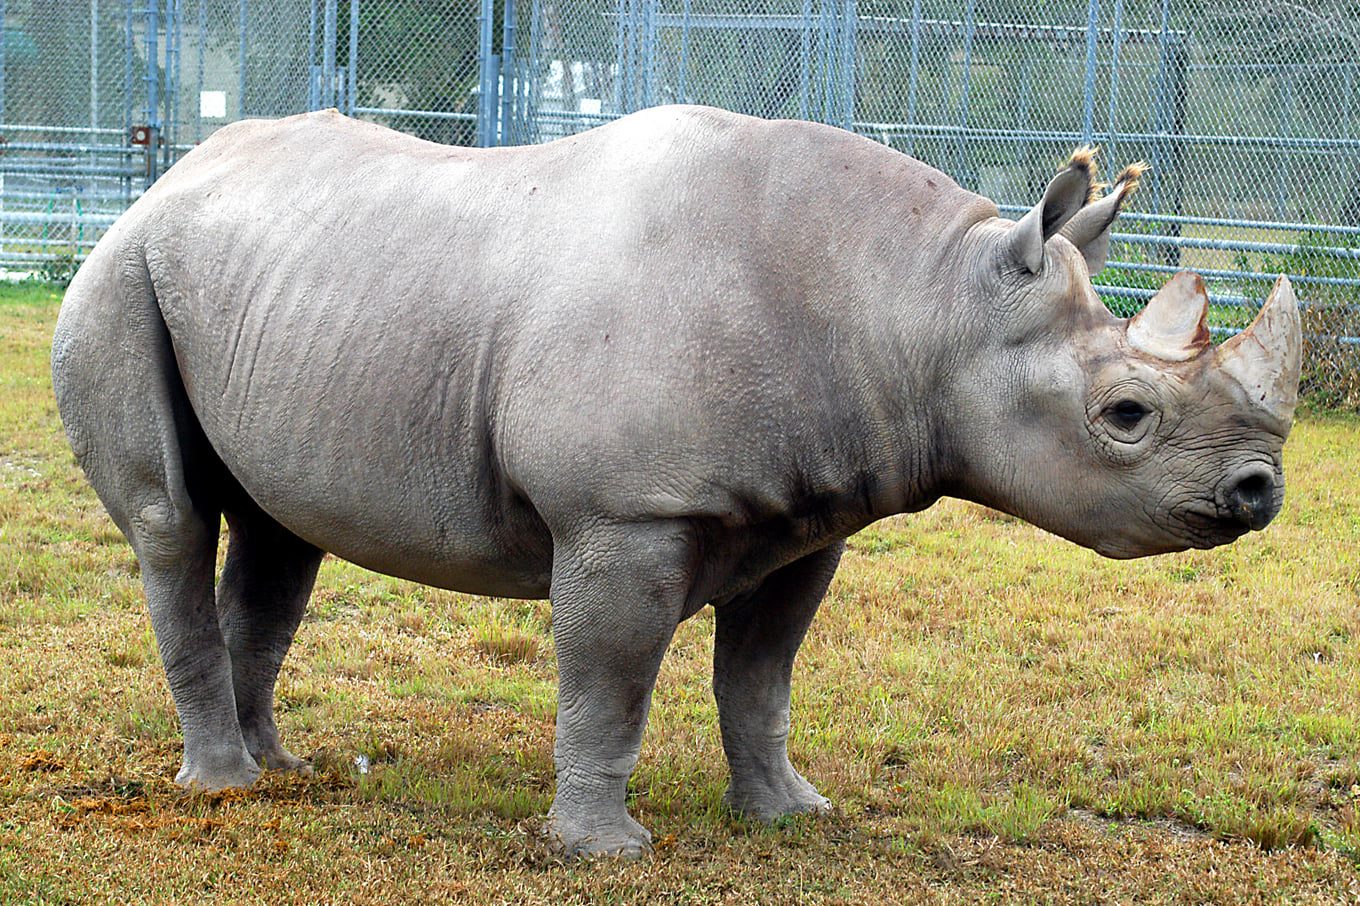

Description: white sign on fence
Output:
[200,91,227,120]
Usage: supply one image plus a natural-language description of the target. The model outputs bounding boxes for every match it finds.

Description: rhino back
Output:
[126,106,985,595]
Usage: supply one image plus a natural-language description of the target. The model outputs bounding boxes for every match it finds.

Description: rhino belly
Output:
[154,266,554,598]
[214,383,554,597]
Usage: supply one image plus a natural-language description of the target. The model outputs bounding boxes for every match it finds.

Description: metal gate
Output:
[498,0,858,146]
[4,0,1359,404]
[0,0,864,268]
[0,0,494,270]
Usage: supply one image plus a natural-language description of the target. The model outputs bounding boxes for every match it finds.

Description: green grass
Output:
[3,282,1360,902]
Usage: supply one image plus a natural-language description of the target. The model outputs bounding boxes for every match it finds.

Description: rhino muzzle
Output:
[1218,464,1282,531]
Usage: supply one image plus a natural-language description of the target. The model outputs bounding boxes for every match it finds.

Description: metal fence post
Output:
[1151,7,1187,267]
[678,0,693,104]
[145,0,160,188]
[123,0,133,201]
[0,0,6,127]
[195,0,206,141]
[613,0,625,113]
[323,0,337,108]
[955,0,976,184]
[1151,0,1171,218]
[1105,0,1123,161]
[347,0,358,115]
[1082,0,1099,146]
[237,0,247,118]
[477,0,498,147]
[904,0,922,156]
[308,0,319,109]
[518,0,538,144]
[163,0,179,174]
[797,0,811,121]
[501,0,517,143]
[90,0,99,139]
[90,0,106,208]
[815,0,838,125]
[619,0,634,114]
[839,0,856,131]
[642,0,657,110]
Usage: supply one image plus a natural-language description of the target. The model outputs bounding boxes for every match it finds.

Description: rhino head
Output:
[947,152,1302,558]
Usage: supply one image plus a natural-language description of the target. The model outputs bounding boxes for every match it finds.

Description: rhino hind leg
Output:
[544,522,691,859]
[713,541,844,822]
[140,508,262,791]
[217,499,324,773]
[52,252,258,791]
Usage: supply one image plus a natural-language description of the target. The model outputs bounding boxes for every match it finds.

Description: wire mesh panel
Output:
[3,0,1359,404]
[0,0,136,272]
[1,0,353,274]
[518,0,857,143]
[1150,0,1360,406]
[349,0,482,146]
[168,1,317,146]
[516,0,617,141]
[242,1,313,119]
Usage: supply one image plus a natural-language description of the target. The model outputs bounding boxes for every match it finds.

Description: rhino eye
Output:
[1106,399,1148,431]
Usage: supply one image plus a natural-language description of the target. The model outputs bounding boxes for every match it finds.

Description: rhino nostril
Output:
[1223,467,1277,530]
[1233,472,1270,505]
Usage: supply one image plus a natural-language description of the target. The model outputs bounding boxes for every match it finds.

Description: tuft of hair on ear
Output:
[1062,145,1106,205]
[1110,161,1150,207]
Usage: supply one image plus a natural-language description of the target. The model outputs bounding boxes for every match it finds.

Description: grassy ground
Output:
[2,282,1359,903]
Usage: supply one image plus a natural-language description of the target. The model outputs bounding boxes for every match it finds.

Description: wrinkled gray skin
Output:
[52,106,1299,858]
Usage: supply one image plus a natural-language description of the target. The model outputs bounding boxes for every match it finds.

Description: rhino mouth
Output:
[1178,507,1254,548]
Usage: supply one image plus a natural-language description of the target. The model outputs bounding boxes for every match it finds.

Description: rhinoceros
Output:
[51,105,1301,857]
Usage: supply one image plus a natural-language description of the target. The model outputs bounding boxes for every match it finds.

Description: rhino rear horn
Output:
[1126,271,1211,362]
[1007,148,1100,275]
[1214,275,1302,422]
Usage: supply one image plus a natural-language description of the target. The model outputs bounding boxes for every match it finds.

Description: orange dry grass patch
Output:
[472,623,543,666]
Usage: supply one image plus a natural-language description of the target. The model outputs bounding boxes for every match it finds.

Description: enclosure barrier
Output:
[3,0,1357,404]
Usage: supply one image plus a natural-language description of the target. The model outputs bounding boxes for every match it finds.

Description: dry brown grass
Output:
[472,623,543,667]
[3,284,1360,903]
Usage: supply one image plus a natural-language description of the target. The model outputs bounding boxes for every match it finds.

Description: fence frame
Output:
[1,0,1357,355]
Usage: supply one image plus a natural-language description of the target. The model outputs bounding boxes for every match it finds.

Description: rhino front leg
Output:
[217,502,324,773]
[545,522,690,859]
[714,541,844,822]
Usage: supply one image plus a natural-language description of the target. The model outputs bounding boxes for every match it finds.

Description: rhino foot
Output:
[546,811,653,860]
[725,764,833,823]
[250,744,312,775]
[174,746,262,792]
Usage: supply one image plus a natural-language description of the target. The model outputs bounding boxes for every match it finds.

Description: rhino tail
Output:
[51,232,229,552]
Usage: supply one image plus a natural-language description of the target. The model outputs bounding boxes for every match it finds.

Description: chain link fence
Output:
[3,1,1358,405]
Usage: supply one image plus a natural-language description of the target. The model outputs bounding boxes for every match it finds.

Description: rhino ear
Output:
[1059,162,1148,276]
[1007,147,1100,275]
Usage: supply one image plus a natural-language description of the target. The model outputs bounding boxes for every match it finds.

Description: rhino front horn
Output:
[1214,275,1303,421]
[1126,270,1211,362]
